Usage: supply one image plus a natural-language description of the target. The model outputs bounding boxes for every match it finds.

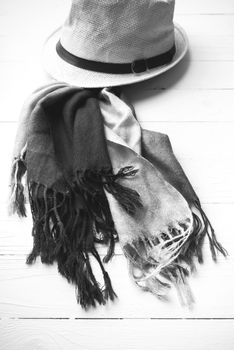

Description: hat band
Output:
[56,41,176,75]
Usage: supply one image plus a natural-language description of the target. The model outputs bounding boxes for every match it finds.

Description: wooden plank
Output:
[0,1,69,37]
[1,319,234,350]
[0,0,69,17]
[0,253,232,319]
[0,202,232,319]
[176,15,234,36]
[176,0,234,14]
[0,62,49,96]
[0,203,231,255]
[0,15,234,66]
[1,15,233,38]
[1,16,234,63]
[1,0,234,17]
[139,122,234,158]
[128,89,234,122]
[124,60,234,91]
[0,60,234,124]
[1,89,234,123]
[1,122,234,203]
[2,33,234,63]
[187,35,234,62]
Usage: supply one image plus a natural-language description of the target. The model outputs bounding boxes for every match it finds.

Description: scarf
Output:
[9,84,227,309]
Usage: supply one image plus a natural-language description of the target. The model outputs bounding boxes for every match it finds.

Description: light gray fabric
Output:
[12,82,68,159]
[99,90,226,306]
[100,88,142,154]
[100,89,194,305]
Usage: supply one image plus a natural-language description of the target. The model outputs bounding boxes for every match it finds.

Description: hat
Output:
[42,0,188,88]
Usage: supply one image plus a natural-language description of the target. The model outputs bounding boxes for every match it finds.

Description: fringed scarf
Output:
[9,83,227,309]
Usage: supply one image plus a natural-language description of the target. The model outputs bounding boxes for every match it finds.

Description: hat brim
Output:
[42,23,188,88]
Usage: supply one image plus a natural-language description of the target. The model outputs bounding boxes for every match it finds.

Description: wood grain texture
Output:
[0,251,232,319]
[1,0,234,349]
[1,319,234,350]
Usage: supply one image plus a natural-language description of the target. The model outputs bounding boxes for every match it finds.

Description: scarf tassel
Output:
[123,199,227,307]
[76,166,143,217]
[73,165,143,261]
[9,154,27,217]
[103,166,143,216]
[25,181,118,308]
[182,200,228,265]
[57,248,117,309]
[130,257,194,306]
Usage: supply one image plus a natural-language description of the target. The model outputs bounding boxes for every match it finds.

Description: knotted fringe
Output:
[181,199,228,265]
[77,166,143,217]
[8,146,27,217]
[17,165,141,309]
[25,181,117,309]
[124,200,227,307]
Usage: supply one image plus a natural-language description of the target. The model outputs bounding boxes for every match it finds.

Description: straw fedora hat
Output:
[42,0,188,88]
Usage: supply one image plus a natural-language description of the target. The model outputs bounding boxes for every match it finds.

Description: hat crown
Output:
[60,0,175,64]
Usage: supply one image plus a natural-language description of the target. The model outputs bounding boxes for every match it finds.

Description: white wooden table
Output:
[1,1,234,349]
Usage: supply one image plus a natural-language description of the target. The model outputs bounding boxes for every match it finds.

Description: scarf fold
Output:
[9,83,227,309]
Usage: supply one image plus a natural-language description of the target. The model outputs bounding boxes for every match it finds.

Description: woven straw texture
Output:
[42,0,188,87]
[61,0,175,63]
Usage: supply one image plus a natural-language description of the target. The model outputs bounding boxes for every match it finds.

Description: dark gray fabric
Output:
[141,130,198,205]
[26,87,111,189]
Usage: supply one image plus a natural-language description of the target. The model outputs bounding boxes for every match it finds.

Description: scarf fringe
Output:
[9,148,226,308]
[9,155,27,217]
[25,180,118,309]
[9,159,140,308]
[75,165,142,260]
[181,199,228,265]
[163,264,194,307]
[103,166,143,216]
[57,248,116,309]
[133,262,194,306]
[125,199,227,307]
[77,166,143,217]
